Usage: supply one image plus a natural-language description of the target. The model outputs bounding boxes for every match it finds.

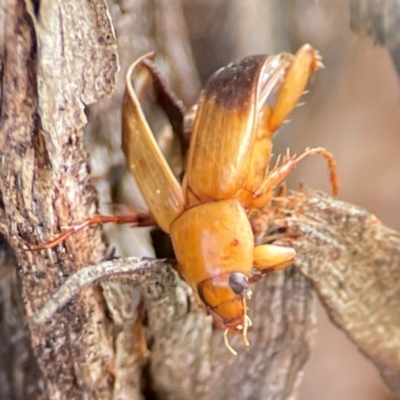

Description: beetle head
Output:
[197,272,252,331]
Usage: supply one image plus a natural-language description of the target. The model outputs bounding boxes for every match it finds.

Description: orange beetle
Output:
[31,45,338,354]
[122,44,338,353]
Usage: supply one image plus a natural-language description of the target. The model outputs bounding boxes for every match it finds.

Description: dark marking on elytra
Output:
[205,55,268,111]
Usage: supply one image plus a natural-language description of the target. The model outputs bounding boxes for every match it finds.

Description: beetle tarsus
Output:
[268,44,323,132]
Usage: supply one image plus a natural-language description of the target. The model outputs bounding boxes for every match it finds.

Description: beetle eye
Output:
[229,272,248,295]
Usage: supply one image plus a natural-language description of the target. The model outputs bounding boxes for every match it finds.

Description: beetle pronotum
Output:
[31,44,339,355]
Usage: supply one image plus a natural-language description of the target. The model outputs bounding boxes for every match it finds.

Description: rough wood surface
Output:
[0,237,38,399]
[267,190,400,396]
[0,0,119,398]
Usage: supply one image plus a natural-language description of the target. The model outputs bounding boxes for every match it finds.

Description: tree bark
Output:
[1,0,118,398]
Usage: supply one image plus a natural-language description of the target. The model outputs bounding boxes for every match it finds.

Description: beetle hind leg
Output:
[253,147,339,206]
[268,44,323,132]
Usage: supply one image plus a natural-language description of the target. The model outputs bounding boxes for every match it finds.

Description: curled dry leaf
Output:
[264,189,400,396]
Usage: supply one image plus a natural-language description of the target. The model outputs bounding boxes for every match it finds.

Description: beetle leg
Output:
[276,182,288,197]
[123,54,185,233]
[268,44,323,132]
[26,212,155,251]
[253,147,339,207]
[252,244,295,272]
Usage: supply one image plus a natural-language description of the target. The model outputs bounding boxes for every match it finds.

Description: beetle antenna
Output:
[224,329,238,356]
[246,315,253,327]
[242,298,250,347]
